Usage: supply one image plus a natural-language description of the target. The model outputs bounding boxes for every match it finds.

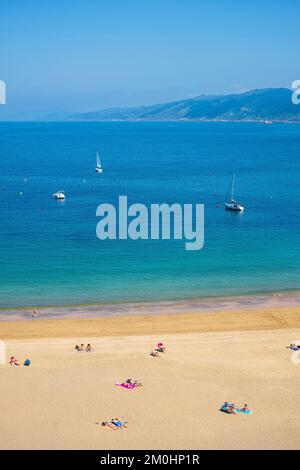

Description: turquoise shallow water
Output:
[0,121,299,308]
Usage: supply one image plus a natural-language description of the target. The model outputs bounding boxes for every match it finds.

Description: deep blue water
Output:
[0,121,299,308]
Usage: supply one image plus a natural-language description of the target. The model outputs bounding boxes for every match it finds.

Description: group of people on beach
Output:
[8,336,254,429]
[9,356,30,366]
[101,342,166,428]
[220,402,250,415]
[75,343,93,352]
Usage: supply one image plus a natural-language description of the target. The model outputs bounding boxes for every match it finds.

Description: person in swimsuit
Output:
[126,379,143,387]
[9,356,20,366]
[222,402,236,414]
[156,342,165,353]
[150,350,160,358]
[111,418,128,428]
[98,421,119,430]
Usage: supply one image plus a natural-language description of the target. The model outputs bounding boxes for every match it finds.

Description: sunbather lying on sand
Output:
[150,350,160,358]
[97,421,119,430]
[9,356,20,366]
[116,379,143,388]
[288,343,300,350]
[111,418,128,429]
[126,378,143,387]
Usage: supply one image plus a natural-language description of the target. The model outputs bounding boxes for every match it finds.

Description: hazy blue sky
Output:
[0,0,299,118]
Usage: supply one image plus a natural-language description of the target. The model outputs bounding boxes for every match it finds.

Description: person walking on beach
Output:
[32,308,38,318]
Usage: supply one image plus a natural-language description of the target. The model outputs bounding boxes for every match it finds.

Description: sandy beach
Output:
[0,303,300,450]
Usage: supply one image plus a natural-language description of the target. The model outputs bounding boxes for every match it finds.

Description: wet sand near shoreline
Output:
[0,304,300,340]
[0,291,300,323]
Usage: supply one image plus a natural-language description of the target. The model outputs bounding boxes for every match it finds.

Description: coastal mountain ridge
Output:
[45,88,300,122]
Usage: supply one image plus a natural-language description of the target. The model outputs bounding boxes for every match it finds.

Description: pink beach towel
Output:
[115,382,136,390]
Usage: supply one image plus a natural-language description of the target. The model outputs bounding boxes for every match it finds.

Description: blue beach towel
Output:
[236,409,252,414]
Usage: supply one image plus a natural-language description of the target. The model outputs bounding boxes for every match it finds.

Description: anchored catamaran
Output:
[224,174,244,212]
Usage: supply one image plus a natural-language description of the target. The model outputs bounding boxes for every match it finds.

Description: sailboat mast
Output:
[226,174,234,202]
[231,174,235,200]
[96,152,101,167]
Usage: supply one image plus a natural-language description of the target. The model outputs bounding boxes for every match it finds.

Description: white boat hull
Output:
[225,202,244,212]
[53,191,65,200]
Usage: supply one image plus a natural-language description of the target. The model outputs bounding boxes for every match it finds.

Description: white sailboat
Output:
[95,152,103,173]
[224,174,244,212]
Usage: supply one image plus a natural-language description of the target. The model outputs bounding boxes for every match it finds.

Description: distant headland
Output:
[44,88,300,123]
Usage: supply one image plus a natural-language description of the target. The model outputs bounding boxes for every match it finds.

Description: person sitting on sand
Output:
[86,343,92,352]
[79,344,85,352]
[126,379,143,387]
[221,401,236,414]
[124,379,135,387]
[150,350,160,358]
[116,379,136,389]
[156,342,165,353]
[111,418,128,429]
[9,356,20,366]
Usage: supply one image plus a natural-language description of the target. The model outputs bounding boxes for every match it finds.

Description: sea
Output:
[0,121,299,308]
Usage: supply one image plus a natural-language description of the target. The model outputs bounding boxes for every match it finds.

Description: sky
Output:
[0,0,299,119]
